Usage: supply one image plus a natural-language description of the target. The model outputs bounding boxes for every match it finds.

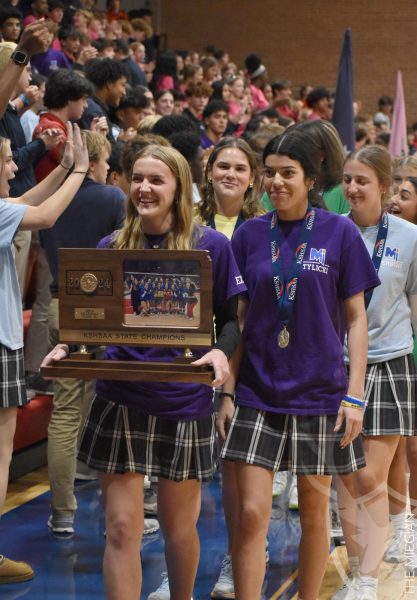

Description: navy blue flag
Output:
[332,29,355,152]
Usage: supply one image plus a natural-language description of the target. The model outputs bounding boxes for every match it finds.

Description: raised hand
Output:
[60,122,75,169]
[37,127,64,149]
[73,124,89,172]
[90,116,109,136]
[17,20,50,57]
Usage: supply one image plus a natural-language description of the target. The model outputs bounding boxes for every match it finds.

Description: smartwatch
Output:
[10,49,30,66]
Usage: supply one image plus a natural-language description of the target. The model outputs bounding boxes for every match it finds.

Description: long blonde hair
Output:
[115,144,198,250]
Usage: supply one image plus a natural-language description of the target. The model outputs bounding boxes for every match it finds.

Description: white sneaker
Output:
[272,471,288,497]
[331,575,359,600]
[383,530,406,563]
[211,554,234,598]
[143,518,160,535]
[147,572,193,600]
[288,478,298,510]
[357,585,377,600]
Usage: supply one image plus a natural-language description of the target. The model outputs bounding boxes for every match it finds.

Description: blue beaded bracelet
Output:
[343,394,365,408]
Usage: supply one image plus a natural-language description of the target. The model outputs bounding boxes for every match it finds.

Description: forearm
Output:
[222,342,243,394]
[409,294,417,338]
[20,172,85,230]
[346,310,368,398]
[20,163,70,206]
[0,63,26,119]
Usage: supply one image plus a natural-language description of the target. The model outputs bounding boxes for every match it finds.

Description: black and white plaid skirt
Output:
[78,395,217,482]
[362,354,417,436]
[220,406,365,475]
[0,344,28,408]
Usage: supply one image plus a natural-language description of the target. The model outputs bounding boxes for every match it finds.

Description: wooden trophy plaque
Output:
[40,248,214,383]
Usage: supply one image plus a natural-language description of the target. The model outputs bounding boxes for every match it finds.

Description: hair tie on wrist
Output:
[60,162,71,170]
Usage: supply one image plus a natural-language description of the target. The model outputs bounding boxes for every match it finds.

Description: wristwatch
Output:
[10,49,30,66]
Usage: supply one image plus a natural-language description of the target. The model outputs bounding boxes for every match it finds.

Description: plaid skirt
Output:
[0,344,28,408]
[220,406,365,475]
[361,354,417,436]
[78,395,217,482]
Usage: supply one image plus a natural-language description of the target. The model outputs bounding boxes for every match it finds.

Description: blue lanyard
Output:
[270,206,316,332]
[207,211,245,235]
[350,211,388,309]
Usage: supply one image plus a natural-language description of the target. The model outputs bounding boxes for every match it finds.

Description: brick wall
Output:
[152,0,417,123]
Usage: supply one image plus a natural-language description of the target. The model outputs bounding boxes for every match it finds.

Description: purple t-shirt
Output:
[95,226,246,420]
[231,209,380,416]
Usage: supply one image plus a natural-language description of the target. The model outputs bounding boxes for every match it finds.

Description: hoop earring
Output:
[208,177,212,184]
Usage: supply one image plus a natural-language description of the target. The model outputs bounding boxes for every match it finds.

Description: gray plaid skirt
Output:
[361,354,416,436]
[0,344,28,408]
[220,406,365,475]
[78,395,217,482]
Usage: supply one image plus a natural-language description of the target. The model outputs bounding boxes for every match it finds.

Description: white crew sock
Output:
[390,511,407,533]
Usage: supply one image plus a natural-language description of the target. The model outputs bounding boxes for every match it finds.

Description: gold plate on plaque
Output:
[80,273,99,294]
[74,308,105,320]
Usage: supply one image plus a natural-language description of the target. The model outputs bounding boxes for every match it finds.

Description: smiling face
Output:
[342,159,383,215]
[389,180,417,224]
[130,155,177,233]
[263,154,312,220]
[155,91,174,115]
[0,140,18,197]
[209,147,253,205]
[105,77,127,106]
[392,165,417,194]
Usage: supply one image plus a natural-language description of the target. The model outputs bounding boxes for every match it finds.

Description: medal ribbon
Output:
[270,206,316,331]
[207,210,245,235]
[349,211,388,309]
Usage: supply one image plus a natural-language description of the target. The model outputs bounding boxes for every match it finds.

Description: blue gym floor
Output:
[0,474,301,599]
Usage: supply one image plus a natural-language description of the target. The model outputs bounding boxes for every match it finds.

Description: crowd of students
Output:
[0,3,416,600]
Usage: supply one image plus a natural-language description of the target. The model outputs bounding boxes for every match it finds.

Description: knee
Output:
[236,501,269,538]
[106,513,141,550]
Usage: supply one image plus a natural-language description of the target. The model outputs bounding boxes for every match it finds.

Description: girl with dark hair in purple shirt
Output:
[219,128,380,600]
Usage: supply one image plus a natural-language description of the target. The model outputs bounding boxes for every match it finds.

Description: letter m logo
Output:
[309,248,326,265]
[385,247,399,260]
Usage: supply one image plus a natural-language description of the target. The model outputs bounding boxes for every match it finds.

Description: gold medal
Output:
[278,327,290,348]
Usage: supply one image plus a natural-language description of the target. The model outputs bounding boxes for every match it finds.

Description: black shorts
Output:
[220,406,365,476]
[78,395,217,482]
[0,344,28,408]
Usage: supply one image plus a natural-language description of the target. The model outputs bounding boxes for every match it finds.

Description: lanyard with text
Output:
[207,210,245,235]
[270,206,315,348]
[350,211,388,309]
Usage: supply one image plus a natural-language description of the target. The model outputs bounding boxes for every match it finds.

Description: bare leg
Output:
[387,437,407,514]
[221,459,239,553]
[100,472,144,600]
[406,436,417,516]
[353,435,400,576]
[297,475,332,600]
[0,408,17,514]
[232,464,273,600]
[336,473,361,564]
[157,478,201,600]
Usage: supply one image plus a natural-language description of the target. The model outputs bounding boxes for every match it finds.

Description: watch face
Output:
[12,50,28,65]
